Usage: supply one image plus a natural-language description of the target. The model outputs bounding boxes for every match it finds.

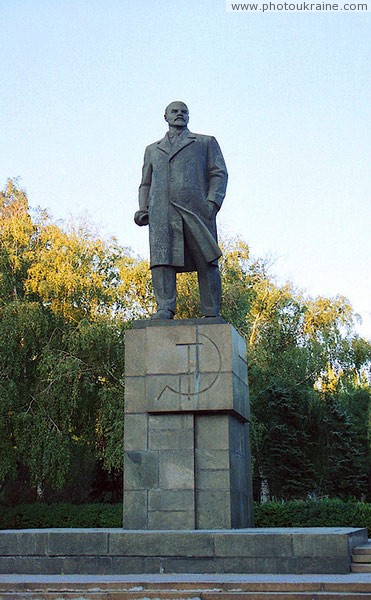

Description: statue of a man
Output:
[135,101,228,320]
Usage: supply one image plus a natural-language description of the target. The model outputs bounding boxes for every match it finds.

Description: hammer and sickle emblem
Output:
[156,333,221,400]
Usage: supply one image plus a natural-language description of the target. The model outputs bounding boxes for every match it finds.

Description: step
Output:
[1,575,371,599]
[351,541,371,573]
[353,545,371,556]
[352,563,371,573]
[353,556,371,563]
[1,592,371,600]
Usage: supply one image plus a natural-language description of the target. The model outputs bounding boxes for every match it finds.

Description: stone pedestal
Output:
[1,528,367,574]
[123,318,254,530]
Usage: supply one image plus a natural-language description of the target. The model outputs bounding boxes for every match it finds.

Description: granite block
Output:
[146,372,230,413]
[146,325,196,374]
[196,490,231,529]
[231,326,249,384]
[0,530,49,556]
[195,448,230,470]
[125,329,146,376]
[124,376,146,414]
[196,414,230,449]
[122,490,148,529]
[197,323,232,373]
[109,556,147,574]
[230,490,253,528]
[124,451,158,490]
[196,468,230,490]
[214,531,293,558]
[232,375,250,420]
[148,489,194,511]
[229,417,247,455]
[230,454,249,492]
[292,531,350,557]
[54,555,113,574]
[157,556,221,574]
[47,530,108,555]
[148,511,195,530]
[147,372,244,415]
[148,413,194,430]
[149,427,194,450]
[123,413,148,451]
[159,450,194,490]
[108,531,214,557]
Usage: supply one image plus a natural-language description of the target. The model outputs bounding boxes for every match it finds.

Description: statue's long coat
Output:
[138,129,228,271]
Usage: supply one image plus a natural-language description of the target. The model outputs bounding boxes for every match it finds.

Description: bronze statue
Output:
[135,101,228,319]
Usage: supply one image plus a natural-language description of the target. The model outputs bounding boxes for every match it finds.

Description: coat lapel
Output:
[156,131,196,159]
[169,131,196,160]
[156,135,172,155]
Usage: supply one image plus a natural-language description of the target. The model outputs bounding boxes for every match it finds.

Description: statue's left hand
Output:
[134,210,149,226]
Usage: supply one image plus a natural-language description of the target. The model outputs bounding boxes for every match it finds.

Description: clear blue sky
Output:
[1,0,370,338]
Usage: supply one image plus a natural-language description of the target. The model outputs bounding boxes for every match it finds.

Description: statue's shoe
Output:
[150,309,174,320]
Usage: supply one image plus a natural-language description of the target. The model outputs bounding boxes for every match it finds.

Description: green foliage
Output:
[1,178,370,504]
[252,384,317,499]
[0,300,59,482]
[314,394,368,499]
[0,180,127,496]
[219,239,253,331]
[1,500,371,535]
[0,304,126,493]
[255,499,371,536]
[0,503,122,529]
[117,254,155,319]
[212,239,371,501]
[0,179,35,301]
[37,317,126,474]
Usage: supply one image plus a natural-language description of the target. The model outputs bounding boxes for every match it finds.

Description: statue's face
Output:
[164,102,189,128]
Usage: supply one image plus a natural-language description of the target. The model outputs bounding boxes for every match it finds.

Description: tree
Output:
[0,178,35,301]
[26,222,120,322]
[1,179,370,503]
[253,384,317,499]
[0,300,59,488]
[0,180,127,499]
[314,392,368,499]
[210,241,371,500]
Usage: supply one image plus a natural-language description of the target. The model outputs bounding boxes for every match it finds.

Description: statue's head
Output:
[164,101,189,128]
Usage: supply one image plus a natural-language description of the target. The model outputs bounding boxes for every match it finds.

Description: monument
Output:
[0,103,367,577]
[125,101,254,529]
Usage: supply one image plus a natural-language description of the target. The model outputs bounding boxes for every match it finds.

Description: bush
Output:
[254,499,371,536]
[1,500,370,535]
[0,503,122,529]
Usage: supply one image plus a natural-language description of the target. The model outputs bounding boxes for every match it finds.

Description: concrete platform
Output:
[0,527,367,575]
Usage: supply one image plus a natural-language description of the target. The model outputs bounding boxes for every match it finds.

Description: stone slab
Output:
[132,317,226,329]
[0,528,367,574]
[126,320,250,421]
[124,451,159,490]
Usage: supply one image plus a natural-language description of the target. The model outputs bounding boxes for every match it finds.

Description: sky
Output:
[1,0,370,338]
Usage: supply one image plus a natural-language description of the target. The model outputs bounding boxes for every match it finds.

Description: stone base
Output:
[0,528,367,574]
[124,319,254,529]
